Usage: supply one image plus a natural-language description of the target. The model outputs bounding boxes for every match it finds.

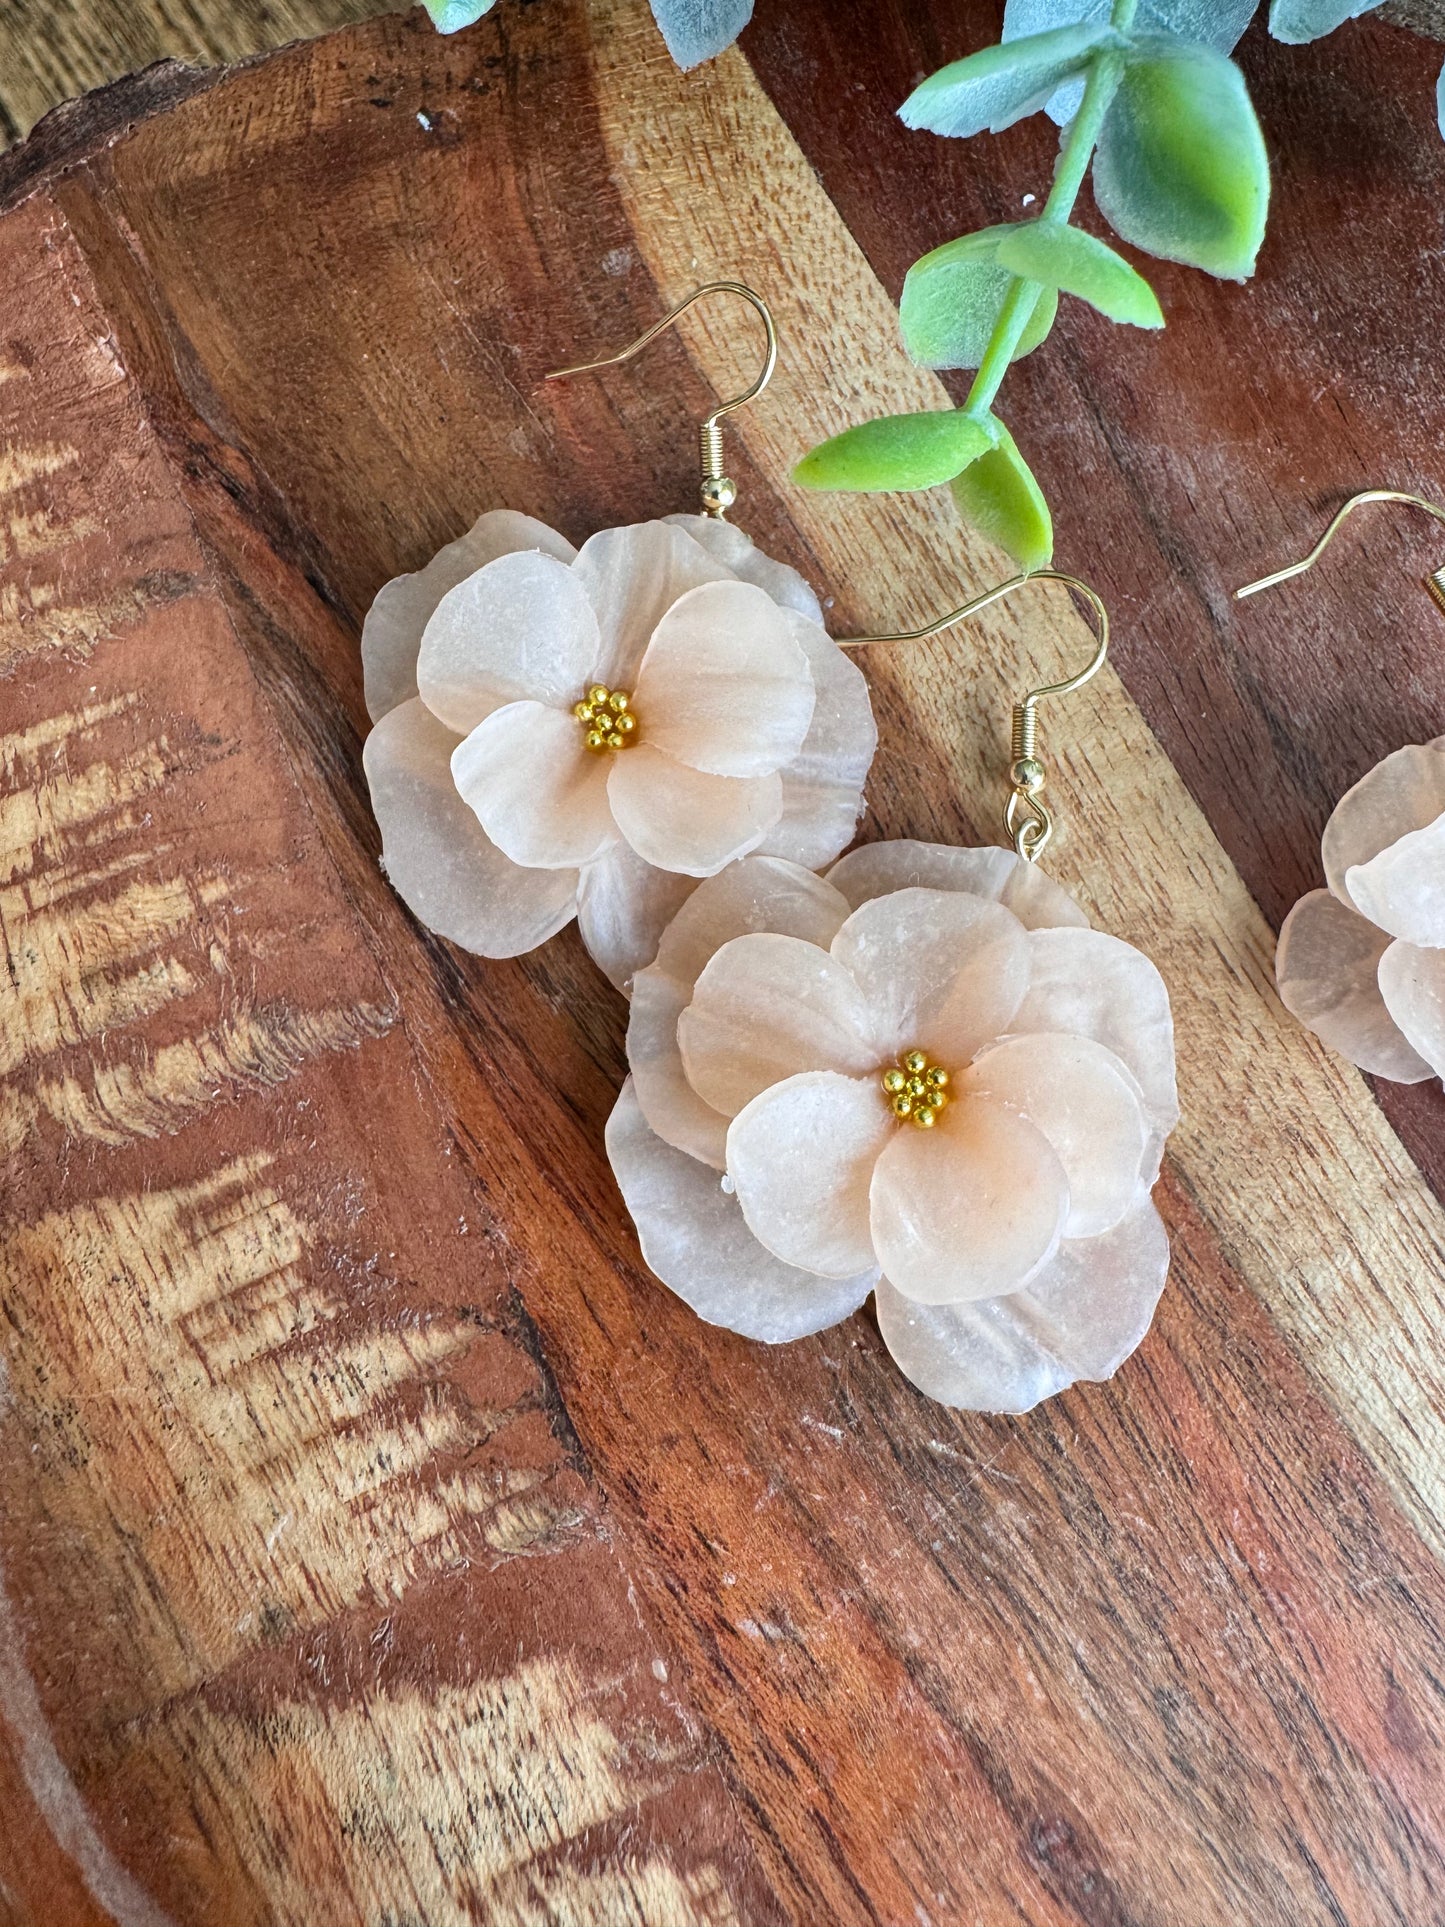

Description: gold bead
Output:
[616,712,637,734]
[1010,756,1046,795]
[892,1093,913,1119]
[903,1050,927,1076]
[574,701,594,722]
[914,1106,937,1129]
[607,732,624,750]
[586,730,607,752]
[609,691,630,713]
[882,1068,906,1094]
[701,475,738,515]
[926,1066,949,1088]
[589,684,610,707]
[908,1076,926,1097]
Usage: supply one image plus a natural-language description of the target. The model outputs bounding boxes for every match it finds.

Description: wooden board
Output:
[2,4,1444,1922]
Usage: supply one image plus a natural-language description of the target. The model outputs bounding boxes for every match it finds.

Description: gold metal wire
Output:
[545,281,778,520]
[842,570,1110,864]
[1234,487,1445,612]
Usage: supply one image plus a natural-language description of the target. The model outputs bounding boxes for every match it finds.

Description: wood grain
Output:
[3,4,1445,1923]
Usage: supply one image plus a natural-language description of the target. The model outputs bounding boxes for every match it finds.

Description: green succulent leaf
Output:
[424,0,497,31]
[1268,0,1381,44]
[994,221,1164,327]
[1003,0,1257,123]
[899,23,1116,138]
[793,413,998,492]
[1094,38,1270,280]
[950,421,1054,571]
[901,227,1060,369]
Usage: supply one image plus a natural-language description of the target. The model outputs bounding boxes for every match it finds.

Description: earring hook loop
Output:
[545,280,778,521]
[1234,487,1445,615]
[842,569,1110,864]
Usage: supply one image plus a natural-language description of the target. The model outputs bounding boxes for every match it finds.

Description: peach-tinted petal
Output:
[1008,927,1178,1141]
[1378,939,1445,1080]
[1275,888,1432,1082]
[653,856,850,987]
[830,888,1030,1064]
[870,1093,1068,1306]
[756,614,876,869]
[361,511,576,724]
[607,745,780,877]
[728,1072,894,1277]
[628,858,851,1167]
[451,702,618,870]
[606,1081,877,1343]
[576,844,698,995]
[362,699,579,955]
[827,839,1088,932]
[1345,813,1445,947]
[679,933,878,1117]
[875,1193,1169,1413]
[964,1034,1149,1237]
[632,581,814,777]
[664,513,824,621]
[1322,742,1445,908]
[417,551,601,734]
[572,521,733,688]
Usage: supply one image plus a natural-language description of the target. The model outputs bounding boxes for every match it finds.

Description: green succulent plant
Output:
[794,0,1445,570]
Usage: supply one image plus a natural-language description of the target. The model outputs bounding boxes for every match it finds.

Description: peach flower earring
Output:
[1237,490,1445,1085]
[360,283,876,991]
[608,572,1179,1414]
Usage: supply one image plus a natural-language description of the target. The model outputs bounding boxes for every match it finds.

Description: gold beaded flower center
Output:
[881,1048,952,1130]
[574,684,639,754]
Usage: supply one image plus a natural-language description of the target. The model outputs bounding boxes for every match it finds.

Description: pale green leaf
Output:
[793,414,997,492]
[425,0,497,31]
[1268,0,1381,44]
[1094,38,1270,280]
[1003,0,1257,123]
[648,0,755,68]
[950,422,1054,571]
[899,23,1114,137]
[995,222,1164,327]
[900,228,1059,370]
[1438,57,1444,140]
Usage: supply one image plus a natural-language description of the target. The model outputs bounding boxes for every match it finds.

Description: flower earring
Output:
[360,282,876,991]
[1236,489,1445,1085]
[608,571,1179,1415]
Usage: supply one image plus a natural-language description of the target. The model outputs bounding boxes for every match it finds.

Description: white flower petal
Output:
[572,521,733,687]
[607,745,780,877]
[664,513,824,621]
[361,511,576,724]
[451,702,618,870]
[653,855,851,987]
[1008,927,1179,1142]
[629,964,731,1169]
[1275,888,1432,1082]
[728,1072,895,1277]
[964,1033,1149,1237]
[633,581,815,777]
[756,613,877,869]
[678,932,878,1117]
[1378,938,1445,1079]
[417,550,601,734]
[830,887,1030,1065]
[875,1194,1169,1413]
[607,1081,877,1343]
[1345,813,1445,947]
[1322,742,1445,909]
[827,838,1088,931]
[363,699,578,955]
[576,844,698,995]
[869,1094,1068,1305]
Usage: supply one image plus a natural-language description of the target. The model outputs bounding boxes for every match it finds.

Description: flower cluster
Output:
[1275,739,1445,1084]
[362,513,876,990]
[607,841,1177,1413]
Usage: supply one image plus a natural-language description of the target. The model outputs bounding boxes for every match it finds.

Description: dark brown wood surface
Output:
[1,6,1444,1924]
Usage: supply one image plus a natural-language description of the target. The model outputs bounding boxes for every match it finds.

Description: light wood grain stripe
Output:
[587,0,1445,1554]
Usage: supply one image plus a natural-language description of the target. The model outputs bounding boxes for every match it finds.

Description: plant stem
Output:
[962,0,1138,422]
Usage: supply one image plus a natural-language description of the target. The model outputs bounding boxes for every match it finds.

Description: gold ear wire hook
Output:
[545,280,778,521]
[1234,487,1445,616]
[843,570,1110,864]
